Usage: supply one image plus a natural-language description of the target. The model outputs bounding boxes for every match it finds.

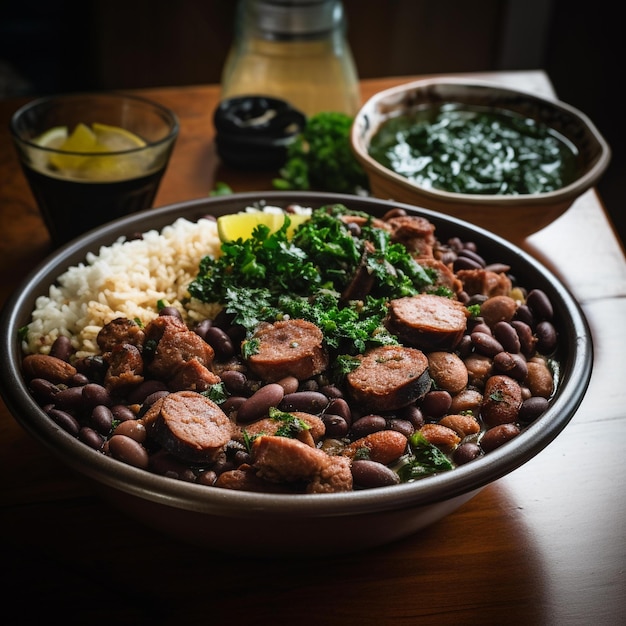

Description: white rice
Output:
[23,217,223,359]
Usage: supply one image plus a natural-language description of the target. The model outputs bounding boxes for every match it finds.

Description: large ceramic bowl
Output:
[351,77,611,241]
[0,192,592,556]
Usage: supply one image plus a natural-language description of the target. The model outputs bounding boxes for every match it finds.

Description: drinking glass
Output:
[10,92,179,247]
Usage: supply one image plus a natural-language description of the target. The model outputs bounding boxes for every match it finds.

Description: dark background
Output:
[1,0,623,245]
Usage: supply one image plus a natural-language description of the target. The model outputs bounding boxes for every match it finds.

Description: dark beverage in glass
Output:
[10,93,178,247]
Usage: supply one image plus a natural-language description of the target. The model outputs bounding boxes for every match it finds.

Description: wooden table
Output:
[1,71,624,625]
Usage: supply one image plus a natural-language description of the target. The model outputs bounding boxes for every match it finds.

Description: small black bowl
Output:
[213,96,306,169]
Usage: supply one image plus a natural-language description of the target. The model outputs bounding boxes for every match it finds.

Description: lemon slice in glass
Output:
[36,122,148,181]
[217,211,310,242]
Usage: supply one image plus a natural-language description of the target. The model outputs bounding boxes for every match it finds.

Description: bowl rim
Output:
[351,76,612,206]
[0,191,593,518]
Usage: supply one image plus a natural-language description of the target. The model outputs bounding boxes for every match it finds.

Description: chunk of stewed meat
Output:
[456,268,512,297]
[141,391,235,463]
[144,315,215,381]
[238,411,325,447]
[245,319,329,383]
[167,358,221,392]
[251,435,353,494]
[214,465,301,493]
[386,214,437,257]
[346,345,430,411]
[103,343,144,392]
[417,258,463,294]
[385,294,469,351]
[97,317,145,354]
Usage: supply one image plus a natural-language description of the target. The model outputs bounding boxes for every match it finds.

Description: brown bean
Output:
[276,376,299,395]
[481,375,522,426]
[438,414,481,437]
[344,430,408,464]
[204,325,235,359]
[325,397,352,424]
[220,370,249,396]
[237,383,285,423]
[82,383,111,408]
[450,389,483,414]
[419,423,461,452]
[511,320,537,357]
[464,353,493,387]
[525,360,554,398]
[481,423,521,452]
[480,295,517,327]
[113,419,147,443]
[53,385,85,411]
[22,353,77,384]
[108,434,150,469]
[427,351,468,394]
[29,378,60,404]
[388,418,415,438]
[351,459,400,489]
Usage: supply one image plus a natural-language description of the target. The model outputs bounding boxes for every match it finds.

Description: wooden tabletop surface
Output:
[1,70,625,625]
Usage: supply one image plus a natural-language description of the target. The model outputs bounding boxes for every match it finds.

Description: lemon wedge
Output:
[217,211,310,242]
[35,122,149,181]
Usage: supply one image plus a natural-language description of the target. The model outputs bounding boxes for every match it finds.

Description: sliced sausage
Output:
[245,319,329,383]
[386,214,436,257]
[141,391,235,463]
[385,294,469,351]
[346,345,430,411]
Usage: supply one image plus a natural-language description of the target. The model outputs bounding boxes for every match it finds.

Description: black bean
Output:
[514,303,535,327]
[204,326,235,359]
[493,321,521,353]
[420,390,452,418]
[220,370,249,396]
[388,418,415,437]
[535,320,558,353]
[159,306,183,320]
[319,384,344,399]
[351,459,400,489]
[398,405,425,429]
[322,414,349,438]
[91,404,114,435]
[82,383,111,408]
[29,378,60,404]
[278,391,329,414]
[518,396,549,423]
[457,248,486,267]
[49,335,73,362]
[194,319,213,340]
[325,397,352,425]
[47,408,80,436]
[453,256,483,272]
[110,404,136,422]
[471,331,504,357]
[526,289,553,321]
[511,320,537,358]
[78,426,104,450]
[127,380,168,404]
[453,442,482,465]
[493,352,528,381]
[481,423,521,452]
[54,385,85,411]
[237,383,285,423]
[144,390,170,406]
[351,414,387,437]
